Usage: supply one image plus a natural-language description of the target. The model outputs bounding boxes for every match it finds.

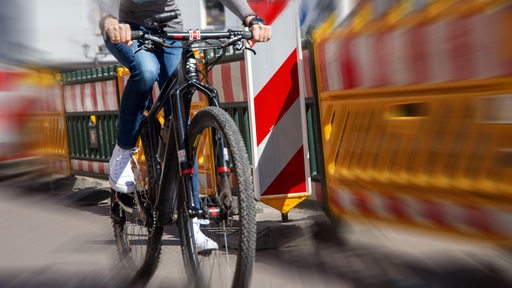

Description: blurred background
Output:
[1,0,512,287]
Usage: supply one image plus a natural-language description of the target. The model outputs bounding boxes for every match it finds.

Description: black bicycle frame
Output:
[139,47,229,225]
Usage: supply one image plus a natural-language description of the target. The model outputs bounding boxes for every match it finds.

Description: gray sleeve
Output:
[218,0,255,21]
[97,0,120,17]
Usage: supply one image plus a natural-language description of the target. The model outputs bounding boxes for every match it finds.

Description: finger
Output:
[252,25,271,42]
[118,27,125,43]
[262,26,272,41]
[119,25,128,43]
[109,32,118,42]
[107,27,119,42]
[265,27,272,41]
[119,24,131,43]
[251,27,261,42]
[123,24,132,43]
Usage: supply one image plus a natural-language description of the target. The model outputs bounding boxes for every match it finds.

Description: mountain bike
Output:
[109,11,256,288]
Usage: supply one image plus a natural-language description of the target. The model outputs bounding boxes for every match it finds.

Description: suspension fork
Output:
[214,132,233,210]
[203,83,233,208]
[171,53,231,218]
[169,82,203,217]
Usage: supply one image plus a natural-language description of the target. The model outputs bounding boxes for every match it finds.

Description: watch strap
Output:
[245,16,266,28]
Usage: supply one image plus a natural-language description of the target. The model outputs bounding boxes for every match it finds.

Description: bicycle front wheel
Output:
[179,106,256,288]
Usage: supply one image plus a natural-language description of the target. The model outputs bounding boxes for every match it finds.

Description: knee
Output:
[130,65,159,88]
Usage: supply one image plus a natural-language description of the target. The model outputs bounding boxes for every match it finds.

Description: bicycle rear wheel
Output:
[111,118,163,284]
[178,106,256,288]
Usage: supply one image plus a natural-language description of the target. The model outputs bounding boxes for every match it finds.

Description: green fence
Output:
[66,113,117,161]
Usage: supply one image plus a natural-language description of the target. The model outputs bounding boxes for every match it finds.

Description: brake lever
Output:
[224,36,242,48]
[245,47,256,55]
[222,36,256,55]
[132,39,146,55]
[134,46,143,54]
[234,40,244,51]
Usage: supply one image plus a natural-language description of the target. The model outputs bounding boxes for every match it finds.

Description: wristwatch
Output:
[244,16,266,28]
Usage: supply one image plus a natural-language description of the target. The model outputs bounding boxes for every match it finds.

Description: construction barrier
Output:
[29,71,70,176]
[206,36,322,202]
[0,65,68,177]
[313,0,512,242]
[62,65,120,178]
[245,0,312,215]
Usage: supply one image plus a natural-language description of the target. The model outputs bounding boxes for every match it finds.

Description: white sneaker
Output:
[193,218,218,252]
[109,144,136,193]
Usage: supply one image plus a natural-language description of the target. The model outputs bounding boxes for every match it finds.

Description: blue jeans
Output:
[105,24,182,149]
[106,26,201,206]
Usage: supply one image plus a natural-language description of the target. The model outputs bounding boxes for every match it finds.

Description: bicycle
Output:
[109,11,256,288]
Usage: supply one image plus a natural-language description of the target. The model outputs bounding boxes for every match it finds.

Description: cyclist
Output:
[99,0,271,252]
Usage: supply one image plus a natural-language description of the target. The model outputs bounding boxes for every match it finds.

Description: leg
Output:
[105,38,160,192]
[106,40,161,149]
[156,41,182,118]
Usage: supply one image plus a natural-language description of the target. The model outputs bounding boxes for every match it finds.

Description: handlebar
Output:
[119,10,254,54]
[131,10,252,43]
[131,30,252,42]
[131,30,144,40]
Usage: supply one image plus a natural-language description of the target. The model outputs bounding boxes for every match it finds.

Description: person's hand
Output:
[102,16,133,46]
[245,16,272,47]
[249,23,271,46]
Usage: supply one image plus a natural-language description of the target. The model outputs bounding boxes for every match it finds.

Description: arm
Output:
[98,0,132,45]
[218,0,272,45]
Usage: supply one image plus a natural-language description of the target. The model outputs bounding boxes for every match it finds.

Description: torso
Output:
[119,0,183,30]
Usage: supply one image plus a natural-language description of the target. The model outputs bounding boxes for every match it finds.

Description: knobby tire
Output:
[178,106,256,288]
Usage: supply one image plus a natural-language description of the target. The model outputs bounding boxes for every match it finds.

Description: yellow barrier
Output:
[313,0,512,242]
[31,71,70,176]
[319,79,512,243]
[322,79,512,202]
[29,114,70,175]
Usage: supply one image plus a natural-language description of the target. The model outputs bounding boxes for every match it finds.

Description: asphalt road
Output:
[1,174,512,288]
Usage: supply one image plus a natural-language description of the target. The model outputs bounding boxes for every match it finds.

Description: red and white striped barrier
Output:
[316,5,512,92]
[208,60,248,102]
[0,69,37,161]
[208,50,314,103]
[71,159,109,175]
[246,0,310,211]
[0,70,26,91]
[330,187,512,240]
[43,157,70,174]
[63,80,119,113]
[34,84,63,113]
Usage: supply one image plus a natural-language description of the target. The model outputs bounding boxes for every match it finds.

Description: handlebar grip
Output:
[243,31,253,40]
[131,30,143,40]
[151,10,182,24]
